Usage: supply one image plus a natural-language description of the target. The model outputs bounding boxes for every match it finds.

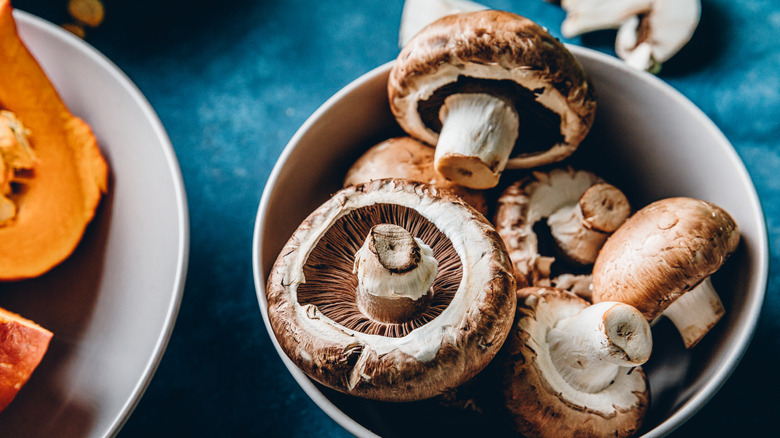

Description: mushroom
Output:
[494,167,630,288]
[502,287,651,438]
[388,10,597,189]
[592,197,740,348]
[615,0,701,72]
[551,272,593,300]
[344,136,489,215]
[265,178,516,401]
[398,0,487,48]
[557,0,701,72]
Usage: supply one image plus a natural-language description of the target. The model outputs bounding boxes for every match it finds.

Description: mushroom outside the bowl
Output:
[558,0,701,72]
[494,167,630,289]
[265,178,516,401]
[397,0,487,48]
[502,287,651,438]
[343,136,489,215]
[592,197,740,348]
[388,10,597,189]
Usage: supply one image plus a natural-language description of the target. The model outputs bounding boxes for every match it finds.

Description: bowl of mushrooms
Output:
[253,10,767,438]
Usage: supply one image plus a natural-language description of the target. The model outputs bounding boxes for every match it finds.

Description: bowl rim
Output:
[15,10,190,437]
[252,45,768,438]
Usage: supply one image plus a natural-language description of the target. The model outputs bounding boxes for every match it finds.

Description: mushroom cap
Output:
[343,136,489,215]
[388,10,597,169]
[502,287,649,438]
[592,197,740,320]
[493,167,613,287]
[265,178,516,401]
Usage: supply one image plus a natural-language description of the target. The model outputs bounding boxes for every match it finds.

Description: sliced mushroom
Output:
[615,0,701,72]
[344,136,488,215]
[266,178,516,401]
[398,0,487,47]
[557,0,700,72]
[494,167,630,288]
[559,0,651,38]
[389,10,597,189]
[592,197,740,348]
[502,287,651,438]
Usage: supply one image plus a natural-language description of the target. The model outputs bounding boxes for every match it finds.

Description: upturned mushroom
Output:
[502,287,651,438]
[557,0,701,72]
[388,10,597,189]
[592,197,740,348]
[265,178,516,401]
[344,136,488,215]
[494,167,631,288]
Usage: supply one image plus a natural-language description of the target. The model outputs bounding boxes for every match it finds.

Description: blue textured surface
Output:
[12,0,780,436]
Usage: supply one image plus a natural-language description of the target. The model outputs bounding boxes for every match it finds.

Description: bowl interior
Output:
[0,12,188,437]
[254,47,767,437]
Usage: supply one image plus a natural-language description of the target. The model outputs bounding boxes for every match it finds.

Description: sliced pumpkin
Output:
[0,0,108,281]
[0,307,52,412]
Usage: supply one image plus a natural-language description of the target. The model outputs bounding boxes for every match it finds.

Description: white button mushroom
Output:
[591,197,740,348]
[265,178,516,401]
[389,11,597,189]
[502,287,651,438]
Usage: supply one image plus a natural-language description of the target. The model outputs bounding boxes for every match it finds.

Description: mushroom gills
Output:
[297,202,462,338]
[495,168,630,288]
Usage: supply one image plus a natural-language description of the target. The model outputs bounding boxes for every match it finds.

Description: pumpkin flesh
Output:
[0,0,108,280]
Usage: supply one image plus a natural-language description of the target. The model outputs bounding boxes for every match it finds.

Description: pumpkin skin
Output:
[0,0,108,280]
[0,307,52,412]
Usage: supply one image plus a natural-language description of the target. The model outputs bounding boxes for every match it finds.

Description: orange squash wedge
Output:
[0,0,108,281]
[0,307,52,412]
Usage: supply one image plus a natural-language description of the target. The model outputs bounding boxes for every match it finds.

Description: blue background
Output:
[12,0,780,436]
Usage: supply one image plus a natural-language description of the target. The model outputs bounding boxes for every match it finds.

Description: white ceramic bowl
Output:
[0,11,188,437]
[253,47,768,437]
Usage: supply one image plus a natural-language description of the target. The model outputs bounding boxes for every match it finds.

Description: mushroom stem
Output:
[548,182,631,265]
[353,224,438,323]
[659,277,724,348]
[547,301,652,393]
[434,93,519,189]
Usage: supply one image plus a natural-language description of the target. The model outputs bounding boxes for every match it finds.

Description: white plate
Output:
[0,11,188,437]
[253,50,768,436]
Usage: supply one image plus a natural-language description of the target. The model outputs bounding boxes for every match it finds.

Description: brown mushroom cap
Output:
[592,197,740,321]
[388,10,596,170]
[502,287,649,438]
[266,178,516,401]
[343,136,489,215]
